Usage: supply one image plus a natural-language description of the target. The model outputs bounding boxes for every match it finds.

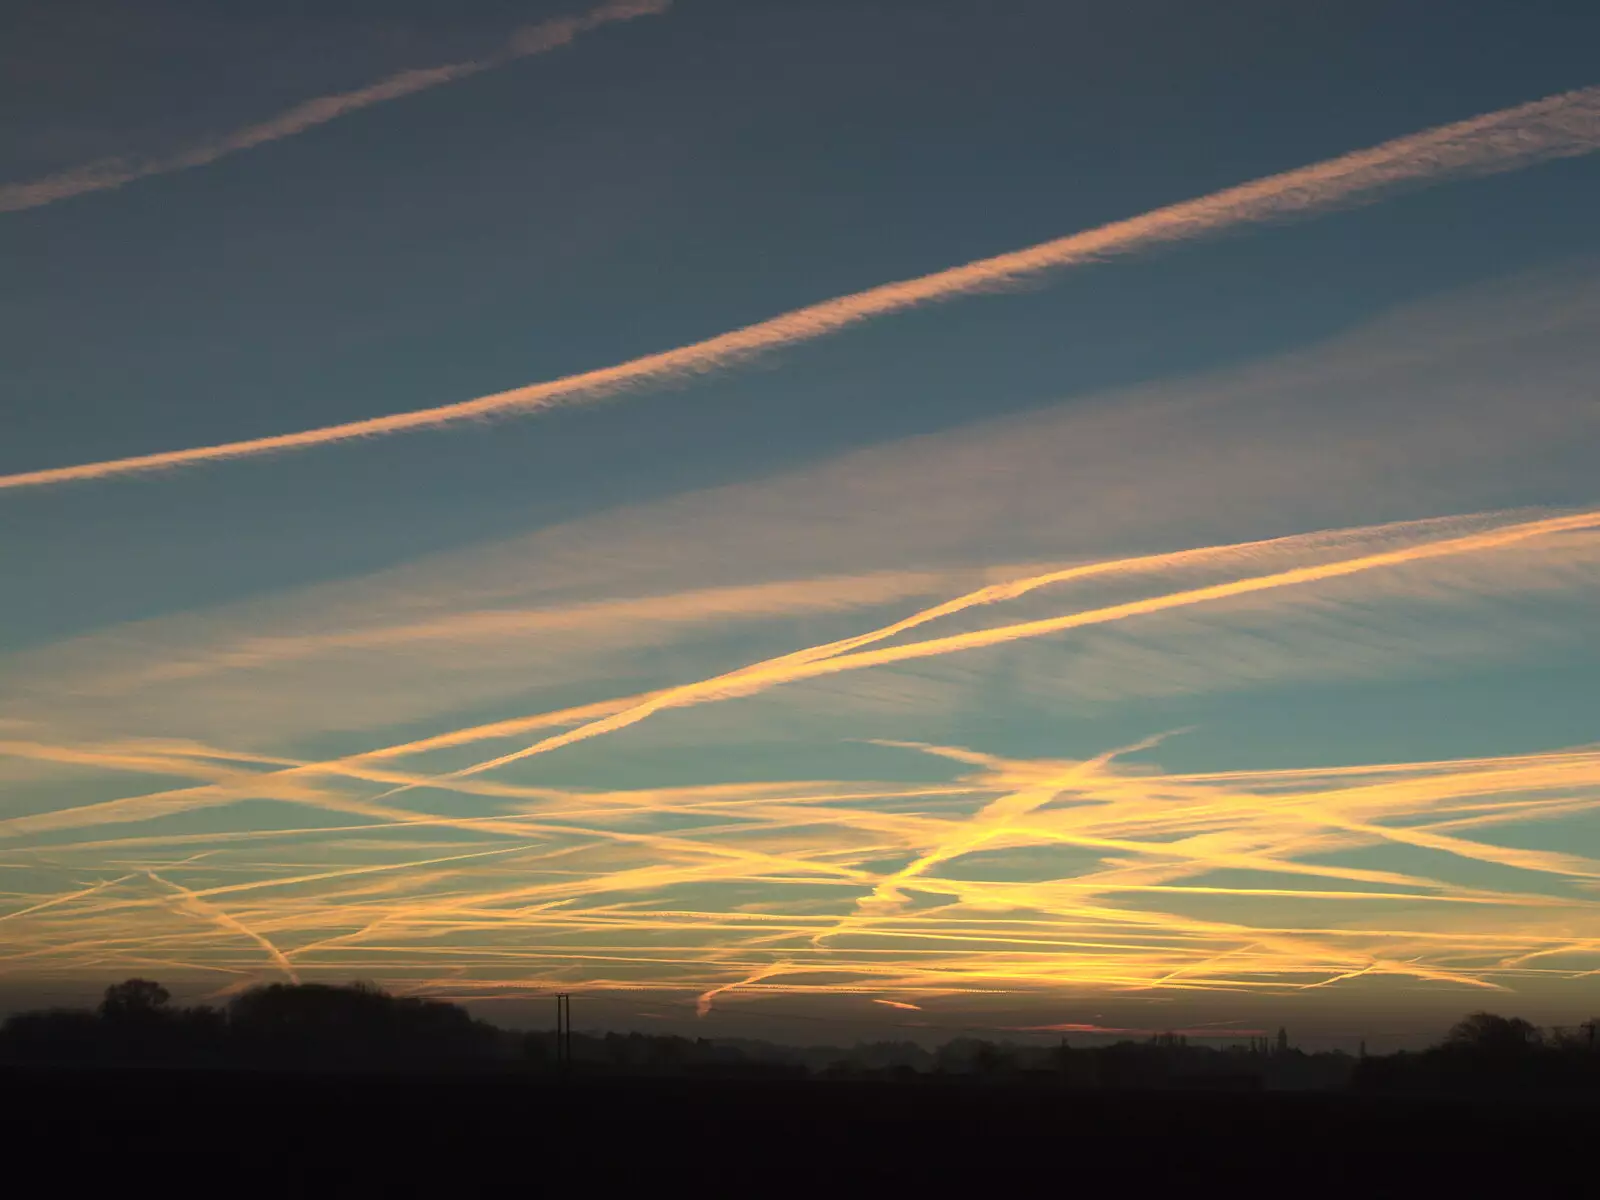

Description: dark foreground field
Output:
[3,1069,1593,1191]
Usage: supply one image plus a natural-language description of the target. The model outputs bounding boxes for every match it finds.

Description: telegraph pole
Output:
[555,993,572,1075]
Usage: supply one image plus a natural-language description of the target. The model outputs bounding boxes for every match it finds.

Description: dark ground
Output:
[2,1069,1593,1192]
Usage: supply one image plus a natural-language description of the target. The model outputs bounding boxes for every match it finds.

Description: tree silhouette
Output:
[1445,1012,1541,1054]
[227,980,498,1066]
[98,979,171,1021]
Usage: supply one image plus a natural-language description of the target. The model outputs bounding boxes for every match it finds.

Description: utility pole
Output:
[555,993,572,1075]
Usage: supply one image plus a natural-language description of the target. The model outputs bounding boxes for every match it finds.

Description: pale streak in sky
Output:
[3,84,1599,490]
[0,1,669,215]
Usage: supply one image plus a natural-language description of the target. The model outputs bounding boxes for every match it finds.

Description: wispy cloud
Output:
[0,1,668,216]
[4,84,1598,490]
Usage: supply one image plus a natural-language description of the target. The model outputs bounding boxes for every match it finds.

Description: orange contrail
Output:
[0,1,668,216]
[416,508,1600,780]
[0,873,139,925]
[361,513,1496,795]
[5,85,1599,489]
[147,869,300,982]
[96,522,1352,807]
[9,734,1598,998]
[696,960,794,1017]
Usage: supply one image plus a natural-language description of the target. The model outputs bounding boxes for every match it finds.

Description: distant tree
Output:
[99,979,171,1021]
[228,981,496,1066]
[1445,1012,1542,1054]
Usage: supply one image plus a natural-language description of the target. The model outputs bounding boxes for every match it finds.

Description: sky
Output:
[2,0,1599,1050]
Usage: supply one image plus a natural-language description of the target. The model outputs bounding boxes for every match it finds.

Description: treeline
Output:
[0,979,505,1069]
[1351,1012,1600,1096]
[0,979,796,1076]
[809,1031,1356,1091]
[5,981,1600,1096]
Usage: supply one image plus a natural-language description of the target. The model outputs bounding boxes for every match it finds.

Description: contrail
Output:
[0,873,139,925]
[4,83,1598,491]
[410,508,1600,780]
[147,869,300,982]
[696,960,793,1017]
[0,1,668,216]
[6,508,1578,835]
[11,733,1600,998]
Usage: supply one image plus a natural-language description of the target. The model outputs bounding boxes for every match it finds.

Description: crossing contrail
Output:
[373,508,1600,787]
[3,83,1598,492]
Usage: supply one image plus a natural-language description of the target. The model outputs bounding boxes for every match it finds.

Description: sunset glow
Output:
[3,0,1597,1049]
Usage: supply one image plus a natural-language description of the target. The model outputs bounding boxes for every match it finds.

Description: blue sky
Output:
[2,0,1598,1047]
